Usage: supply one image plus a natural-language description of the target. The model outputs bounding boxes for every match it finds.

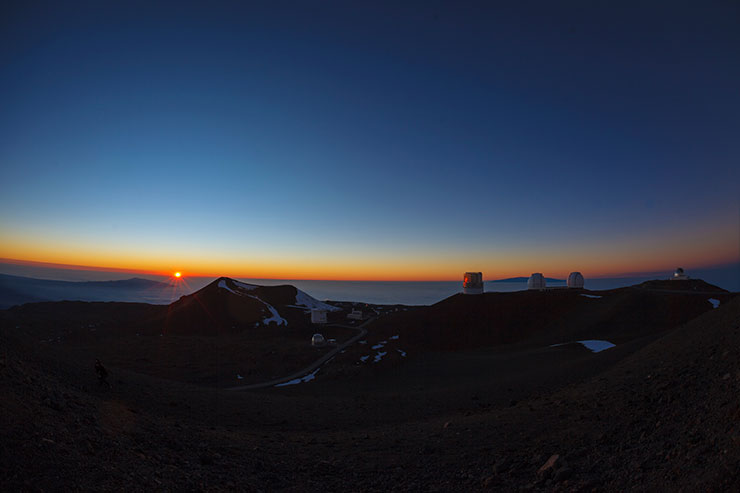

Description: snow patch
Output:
[245,294,287,326]
[359,355,369,363]
[371,341,387,350]
[373,351,387,363]
[389,335,399,340]
[274,367,320,387]
[358,340,367,345]
[218,280,239,295]
[708,298,720,309]
[233,280,258,291]
[397,349,407,357]
[294,289,341,312]
[236,374,244,380]
[550,339,615,353]
[580,294,602,299]
[219,279,257,294]
[578,340,615,352]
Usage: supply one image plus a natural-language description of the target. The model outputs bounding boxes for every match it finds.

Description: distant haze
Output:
[1,261,736,307]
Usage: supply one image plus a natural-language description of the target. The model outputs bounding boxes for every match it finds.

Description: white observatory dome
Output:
[311,333,326,347]
[527,273,546,290]
[672,267,688,280]
[567,271,584,289]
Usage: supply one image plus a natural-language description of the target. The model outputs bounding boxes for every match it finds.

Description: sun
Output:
[174,272,182,278]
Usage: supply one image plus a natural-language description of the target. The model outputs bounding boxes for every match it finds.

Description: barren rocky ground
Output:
[1,281,738,491]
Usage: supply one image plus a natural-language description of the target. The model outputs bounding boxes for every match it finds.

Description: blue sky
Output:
[1,1,738,279]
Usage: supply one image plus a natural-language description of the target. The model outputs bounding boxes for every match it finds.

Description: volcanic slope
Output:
[449,290,740,491]
[155,277,340,335]
[365,283,732,351]
[0,285,738,490]
[3,277,341,335]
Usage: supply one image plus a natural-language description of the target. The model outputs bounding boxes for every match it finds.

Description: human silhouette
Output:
[95,359,111,388]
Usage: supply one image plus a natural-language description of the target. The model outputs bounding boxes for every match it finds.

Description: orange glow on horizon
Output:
[0,220,737,282]
[0,250,737,283]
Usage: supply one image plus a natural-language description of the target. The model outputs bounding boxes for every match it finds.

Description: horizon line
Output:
[1,256,736,283]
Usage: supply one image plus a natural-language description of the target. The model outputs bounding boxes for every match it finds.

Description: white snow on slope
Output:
[359,355,369,363]
[274,367,320,387]
[373,351,387,363]
[708,298,720,309]
[217,279,287,326]
[580,294,602,299]
[389,335,399,340]
[293,289,341,312]
[233,280,257,291]
[550,339,615,353]
[218,279,257,293]
[217,280,239,295]
[371,341,387,350]
[578,340,615,352]
[249,295,287,326]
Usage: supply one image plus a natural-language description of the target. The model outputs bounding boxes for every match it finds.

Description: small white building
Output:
[672,267,689,280]
[527,273,546,290]
[567,271,585,289]
[311,333,326,347]
[347,309,363,320]
[463,272,484,295]
[311,309,328,324]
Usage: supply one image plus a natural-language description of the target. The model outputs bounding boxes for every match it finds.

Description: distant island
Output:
[488,276,565,283]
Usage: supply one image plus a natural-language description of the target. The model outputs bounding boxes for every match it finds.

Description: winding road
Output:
[225,316,376,391]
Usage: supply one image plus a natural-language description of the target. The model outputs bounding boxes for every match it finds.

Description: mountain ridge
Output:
[0,273,176,309]
[488,276,565,283]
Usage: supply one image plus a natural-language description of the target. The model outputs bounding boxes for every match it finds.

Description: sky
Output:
[1,1,739,281]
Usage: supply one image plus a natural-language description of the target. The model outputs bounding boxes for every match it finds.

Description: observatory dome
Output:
[311,333,326,347]
[567,271,584,289]
[672,267,688,280]
[463,272,484,295]
[527,273,546,290]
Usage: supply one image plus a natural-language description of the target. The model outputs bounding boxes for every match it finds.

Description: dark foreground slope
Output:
[462,293,740,491]
[1,288,738,490]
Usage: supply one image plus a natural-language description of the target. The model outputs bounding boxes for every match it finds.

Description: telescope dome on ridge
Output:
[463,272,484,295]
[567,272,584,288]
[527,273,546,290]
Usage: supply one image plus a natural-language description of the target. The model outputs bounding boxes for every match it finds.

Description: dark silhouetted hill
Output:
[488,276,565,283]
[369,281,734,351]
[151,277,339,335]
[635,278,729,292]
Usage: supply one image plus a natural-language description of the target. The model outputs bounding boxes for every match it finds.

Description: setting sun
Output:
[174,272,181,278]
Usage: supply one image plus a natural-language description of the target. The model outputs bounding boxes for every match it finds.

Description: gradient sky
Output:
[1,1,739,280]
